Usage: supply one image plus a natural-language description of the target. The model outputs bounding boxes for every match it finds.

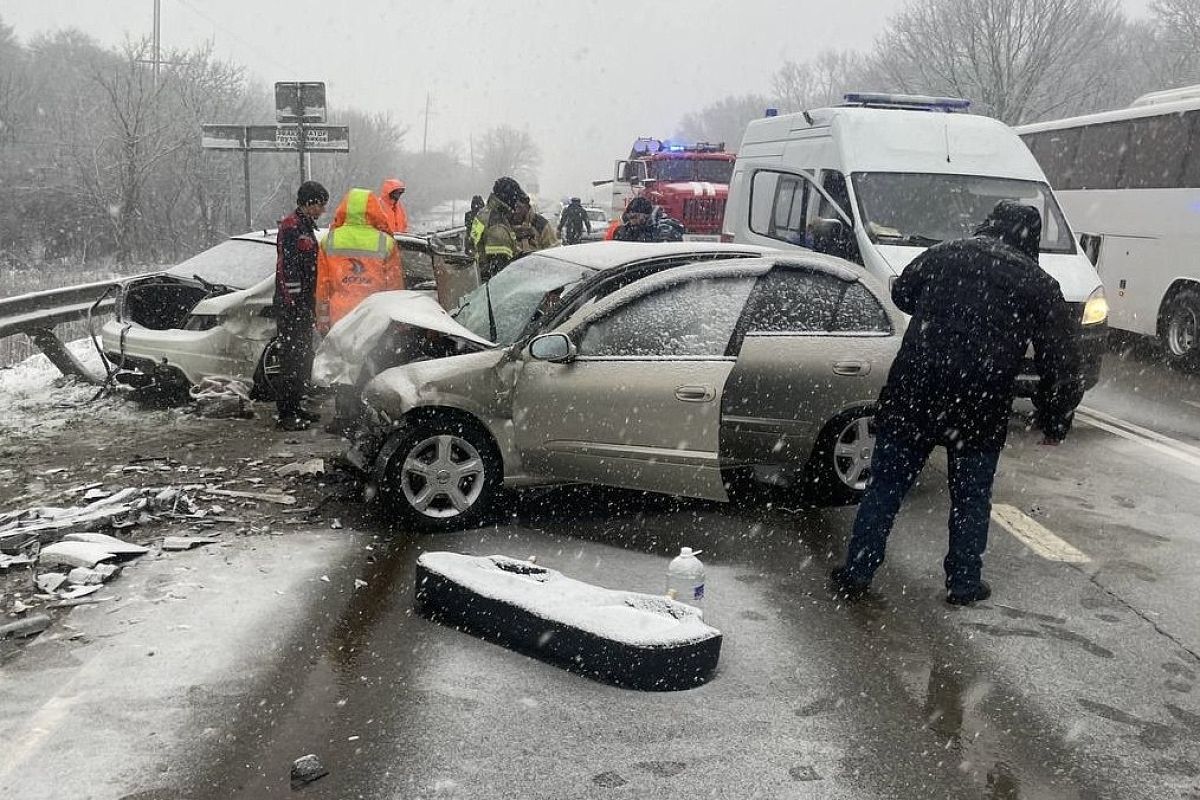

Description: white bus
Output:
[1017,86,1200,368]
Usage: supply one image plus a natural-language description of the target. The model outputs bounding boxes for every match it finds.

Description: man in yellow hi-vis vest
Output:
[471,176,526,281]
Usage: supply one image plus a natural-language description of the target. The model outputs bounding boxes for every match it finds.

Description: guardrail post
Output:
[26,327,101,384]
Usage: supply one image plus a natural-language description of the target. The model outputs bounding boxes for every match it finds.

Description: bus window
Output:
[1024,128,1081,190]
[1179,111,1200,188]
[1073,121,1131,190]
[1122,114,1190,189]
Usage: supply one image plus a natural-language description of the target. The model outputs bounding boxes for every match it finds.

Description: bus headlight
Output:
[1082,286,1108,325]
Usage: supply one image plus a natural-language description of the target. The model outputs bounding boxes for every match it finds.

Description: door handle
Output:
[675,385,716,402]
[832,360,870,376]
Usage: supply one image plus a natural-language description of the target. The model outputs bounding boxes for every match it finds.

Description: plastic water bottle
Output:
[666,547,706,609]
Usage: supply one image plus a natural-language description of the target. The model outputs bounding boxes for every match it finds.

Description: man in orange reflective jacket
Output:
[315,188,404,335]
[379,178,409,234]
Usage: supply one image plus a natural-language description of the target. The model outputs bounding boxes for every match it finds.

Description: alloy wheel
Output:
[400,434,487,519]
[832,415,875,491]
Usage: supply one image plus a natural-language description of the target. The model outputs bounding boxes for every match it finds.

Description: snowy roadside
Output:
[0,338,151,437]
[0,340,363,668]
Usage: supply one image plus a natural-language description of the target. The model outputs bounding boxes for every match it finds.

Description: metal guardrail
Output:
[0,277,134,383]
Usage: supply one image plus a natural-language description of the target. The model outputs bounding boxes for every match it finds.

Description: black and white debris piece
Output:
[0,613,51,640]
[290,754,329,788]
[415,552,723,691]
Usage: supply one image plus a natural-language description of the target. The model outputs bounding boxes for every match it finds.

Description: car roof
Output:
[532,241,775,271]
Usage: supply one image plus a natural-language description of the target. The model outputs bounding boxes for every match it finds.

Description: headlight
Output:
[1082,286,1108,326]
[184,314,225,331]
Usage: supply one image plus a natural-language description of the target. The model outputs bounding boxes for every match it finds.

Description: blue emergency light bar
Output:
[842,92,972,112]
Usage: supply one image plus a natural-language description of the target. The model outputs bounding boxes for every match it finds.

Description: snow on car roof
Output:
[533,241,774,272]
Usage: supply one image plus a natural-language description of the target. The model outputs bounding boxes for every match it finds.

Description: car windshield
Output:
[164,239,277,288]
[451,253,594,344]
[650,158,735,183]
[851,172,1076,253]
[586,209,608,223]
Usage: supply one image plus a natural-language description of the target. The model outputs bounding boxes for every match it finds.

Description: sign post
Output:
[201,82,348,230]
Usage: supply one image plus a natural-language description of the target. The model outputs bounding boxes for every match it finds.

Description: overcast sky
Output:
[1,0,1158,201]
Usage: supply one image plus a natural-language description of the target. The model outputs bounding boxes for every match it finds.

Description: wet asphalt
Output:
[3,341,1200,800]
[179,428,1200,799]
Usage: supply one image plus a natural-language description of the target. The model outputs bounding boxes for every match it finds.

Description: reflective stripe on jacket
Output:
[315,188,404,333]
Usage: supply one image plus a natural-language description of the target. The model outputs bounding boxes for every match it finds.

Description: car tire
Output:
[378,415,503,532]
[801,409,876,506]
[1161,288,1200,371]
[251,338,281,401]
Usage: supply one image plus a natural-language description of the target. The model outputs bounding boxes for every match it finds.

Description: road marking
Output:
[991,504,1091,563]
[1076,405,1200,472]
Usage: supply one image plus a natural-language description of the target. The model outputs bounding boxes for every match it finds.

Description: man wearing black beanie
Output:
[273,180,329,430]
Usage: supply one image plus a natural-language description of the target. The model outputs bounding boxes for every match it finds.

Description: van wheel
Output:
[251,339,281,400]
[802,410,876,506]
[378,417,502,532]
[1162,289,1200,371]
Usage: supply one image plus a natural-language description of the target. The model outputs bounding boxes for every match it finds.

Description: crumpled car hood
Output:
[312,290,494,386]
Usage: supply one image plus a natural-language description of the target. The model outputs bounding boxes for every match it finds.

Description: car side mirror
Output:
[811,217,855,261]
[528,332,576,363]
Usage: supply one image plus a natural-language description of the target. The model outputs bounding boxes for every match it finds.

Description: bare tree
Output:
[474,125,540,186]
[1144,0,1200,88]
[772,50,867,113]
[868,0,1126,124]
[675,94,774,150]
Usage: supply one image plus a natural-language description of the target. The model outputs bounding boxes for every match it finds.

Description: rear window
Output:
[166,239,276,288]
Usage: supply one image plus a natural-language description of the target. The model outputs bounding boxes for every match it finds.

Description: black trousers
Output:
[275,310,315,418]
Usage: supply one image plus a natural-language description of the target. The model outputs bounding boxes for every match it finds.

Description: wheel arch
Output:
[1156,279,1200,338]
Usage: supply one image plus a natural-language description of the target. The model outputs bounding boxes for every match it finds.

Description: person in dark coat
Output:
[612,196,684,242]
[831,200,1084,605]
[557,197,592,244]
[273,180,328,431]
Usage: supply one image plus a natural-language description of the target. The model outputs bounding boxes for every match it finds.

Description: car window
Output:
[736,270,892,344]
[578,276,755,358]
[741,270,846,332]
[749,170,816,247]
[165,239,276,288]
[834,282,891,332]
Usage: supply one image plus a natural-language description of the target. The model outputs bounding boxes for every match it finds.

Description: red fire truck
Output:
[597,138,736,240]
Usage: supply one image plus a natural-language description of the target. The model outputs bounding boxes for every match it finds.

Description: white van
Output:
[724,93,1108,390]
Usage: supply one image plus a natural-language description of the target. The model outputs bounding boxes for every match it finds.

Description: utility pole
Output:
[422,92,431,154]
[152,0,161,87]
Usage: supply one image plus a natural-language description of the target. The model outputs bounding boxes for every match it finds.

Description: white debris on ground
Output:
[188,375,254,419]
[418,552,721,647]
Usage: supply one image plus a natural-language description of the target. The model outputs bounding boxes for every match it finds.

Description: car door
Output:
[720,265,896,470]
[512,271,758,501]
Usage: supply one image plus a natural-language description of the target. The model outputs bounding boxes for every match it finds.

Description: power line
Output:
[170,0,303,77]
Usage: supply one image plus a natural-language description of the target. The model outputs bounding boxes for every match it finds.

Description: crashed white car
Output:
[100,230,467,398]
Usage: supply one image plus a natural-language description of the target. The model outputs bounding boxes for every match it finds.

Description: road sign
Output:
[202,124,350,153]
[275,82,326,124]
[249,124,349,152]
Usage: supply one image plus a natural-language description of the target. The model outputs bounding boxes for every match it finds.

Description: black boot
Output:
[829,567,871,601]
[946,579,991,606]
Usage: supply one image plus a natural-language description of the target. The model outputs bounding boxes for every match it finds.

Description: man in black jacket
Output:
[557,197,592,244]
[831,200,1084,605]
[273,180,328,431]
[612,196,684,242]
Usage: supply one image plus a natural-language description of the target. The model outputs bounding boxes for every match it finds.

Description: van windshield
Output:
[851,172,1076,254]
